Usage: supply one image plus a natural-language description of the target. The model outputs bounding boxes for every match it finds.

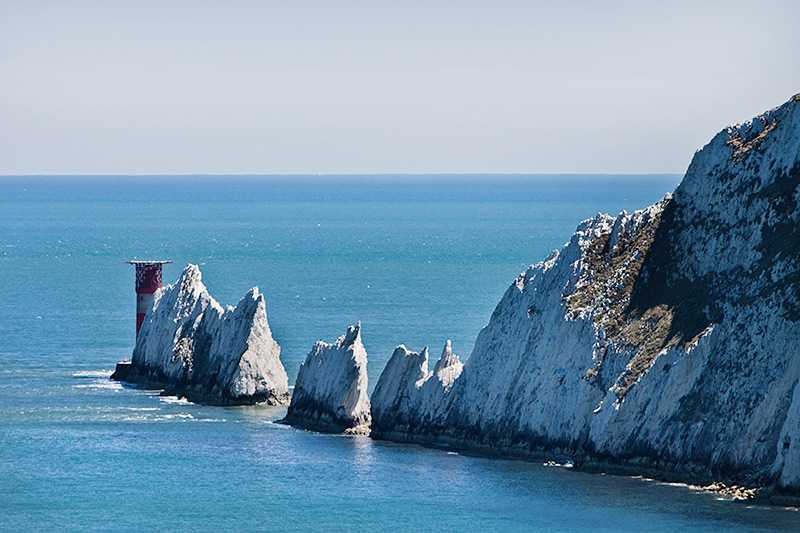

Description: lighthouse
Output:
[127,260,172,336]
[112,259,172,381]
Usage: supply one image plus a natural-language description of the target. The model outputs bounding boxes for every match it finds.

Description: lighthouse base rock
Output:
[112,264,290,406]
[367,94,800,493]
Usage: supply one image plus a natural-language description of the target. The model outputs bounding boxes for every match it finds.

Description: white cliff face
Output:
[283,323,371,434]
[371,341,462,435]
[370,94,800,490]
[119,264,289,406]
[433,340,464,389]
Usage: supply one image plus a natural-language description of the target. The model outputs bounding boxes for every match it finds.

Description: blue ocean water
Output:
[1,175,797,531]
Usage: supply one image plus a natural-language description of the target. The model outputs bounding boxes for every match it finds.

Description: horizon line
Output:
[0,171,684,178]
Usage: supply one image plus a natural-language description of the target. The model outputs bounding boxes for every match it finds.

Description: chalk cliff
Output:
[282,323,371,434]
[371,340,462,434]
[112,264,290,406]
[370,94,800,491]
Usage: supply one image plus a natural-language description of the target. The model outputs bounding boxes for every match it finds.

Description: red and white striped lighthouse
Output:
[127,260,172,336]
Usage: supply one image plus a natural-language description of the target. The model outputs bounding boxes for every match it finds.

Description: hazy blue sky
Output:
[1,1,798,175]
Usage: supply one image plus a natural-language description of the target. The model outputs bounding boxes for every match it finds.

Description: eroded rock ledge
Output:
[112,264,290,406]
[281,323,371,434]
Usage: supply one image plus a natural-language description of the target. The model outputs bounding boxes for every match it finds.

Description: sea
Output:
[1,175,797,531]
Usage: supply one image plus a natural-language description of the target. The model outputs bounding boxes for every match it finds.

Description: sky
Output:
[1,1,798,175]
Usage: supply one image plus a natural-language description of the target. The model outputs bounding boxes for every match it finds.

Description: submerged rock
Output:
[282,323,371,434]
[370,94,800,491]
[112,264,289,406]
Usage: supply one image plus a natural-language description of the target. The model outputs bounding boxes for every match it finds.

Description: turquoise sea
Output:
[1,175,797,531]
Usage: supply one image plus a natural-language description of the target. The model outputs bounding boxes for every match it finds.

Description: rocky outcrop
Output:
[370,94,800,491]
[282,323,371,434]
[371,341,462,437]
[112,264,290,406]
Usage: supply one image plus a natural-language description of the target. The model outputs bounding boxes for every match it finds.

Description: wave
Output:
[118,413,226,423]
[263,420,292,429]
[72,370,113,378]
[542,460,574,468]
[159,396,193,405]
[119,415,150,422]
[162,413,194,420]
[74,380,123,391]
[94,406,160,412]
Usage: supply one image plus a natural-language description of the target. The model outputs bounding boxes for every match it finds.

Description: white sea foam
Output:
[161,413,194,420]
[543,460,574,468]
[120,415,150,422]
[119,413,227,423]
[72,370,113,378]
[264,420,292,429]
[159,396,193,405]
[74,380,123,391]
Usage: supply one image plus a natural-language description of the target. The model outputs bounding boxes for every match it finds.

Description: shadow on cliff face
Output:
[563,196,720,399]
[615,153,800,397]
[619,198,720,390]
[753,161,800,321]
